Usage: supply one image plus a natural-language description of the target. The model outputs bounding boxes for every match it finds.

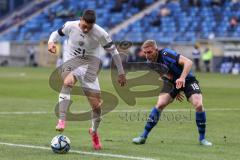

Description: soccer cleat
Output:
[200,139,212,146]
[55,119,65,132]
[132,136,146,144]
[89,128,102,150]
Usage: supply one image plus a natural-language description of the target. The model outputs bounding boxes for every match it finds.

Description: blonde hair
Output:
[141,40,158,49]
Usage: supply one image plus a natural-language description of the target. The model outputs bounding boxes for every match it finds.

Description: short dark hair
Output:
[82,9,96,23]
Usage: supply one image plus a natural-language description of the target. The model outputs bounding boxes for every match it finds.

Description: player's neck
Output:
[152,53,158,62]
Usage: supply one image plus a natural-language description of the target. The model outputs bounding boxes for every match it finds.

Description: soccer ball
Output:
[51,135,71,154]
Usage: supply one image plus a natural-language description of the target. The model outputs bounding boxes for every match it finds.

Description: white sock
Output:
[91,108,102,133]
[59,86,72,120]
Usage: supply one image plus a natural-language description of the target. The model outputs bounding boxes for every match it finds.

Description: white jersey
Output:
[49,20,125,76]
[61,20,112,62]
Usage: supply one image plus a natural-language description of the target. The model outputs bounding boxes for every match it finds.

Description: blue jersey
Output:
[156,48,195,82]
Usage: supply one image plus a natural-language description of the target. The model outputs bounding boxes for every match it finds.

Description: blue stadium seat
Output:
[1,0,240,43]
[1,0,155,42]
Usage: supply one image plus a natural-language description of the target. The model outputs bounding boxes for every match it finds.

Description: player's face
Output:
[79,19,94,34]
[143,46,158,62]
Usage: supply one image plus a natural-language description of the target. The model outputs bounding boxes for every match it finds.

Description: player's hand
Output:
[175,77,185,89]
[175,92,184,102]
[48,42,57,54]
[118,74,126,87]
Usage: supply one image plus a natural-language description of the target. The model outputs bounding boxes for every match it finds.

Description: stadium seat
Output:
[0,0,155,42]
[0,0,240,43]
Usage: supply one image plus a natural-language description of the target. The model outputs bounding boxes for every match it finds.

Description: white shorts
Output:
[72,66,100,93]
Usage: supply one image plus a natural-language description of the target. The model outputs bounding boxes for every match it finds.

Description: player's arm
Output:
[176,55,193,89]
[48,22,70,54]
[103,42,124,74]
[162,48,192,89]
[178,55,193,80]
[99,31,126,86]
[104,42,126,86]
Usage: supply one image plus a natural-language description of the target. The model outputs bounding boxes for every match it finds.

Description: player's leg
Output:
[188,93,212,146]
[80,67,102,150]
[83,89,102,150]
[84,90,102,133]
[186,80,212,146]
[56,71,77,132]
[133,80,176,144]
[144,93,173,136]
[132,93,173,144]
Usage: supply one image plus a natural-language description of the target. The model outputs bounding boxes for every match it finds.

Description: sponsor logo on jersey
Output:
[80,34,85,38]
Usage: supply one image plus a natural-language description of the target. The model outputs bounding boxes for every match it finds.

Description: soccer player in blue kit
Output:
[132,40,212,146]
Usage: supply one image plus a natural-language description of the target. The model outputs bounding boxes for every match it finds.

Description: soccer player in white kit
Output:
[48,9,126,150]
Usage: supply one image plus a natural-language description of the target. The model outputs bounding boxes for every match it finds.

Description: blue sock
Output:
[196,111,206,141]
[141,107,161,138]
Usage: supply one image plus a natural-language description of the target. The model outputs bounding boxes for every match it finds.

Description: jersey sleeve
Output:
[162,48,180,64]
[57,21,71,36]
[99,30,113,49]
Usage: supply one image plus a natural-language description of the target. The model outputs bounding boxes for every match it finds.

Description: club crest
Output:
[79,41,84,46]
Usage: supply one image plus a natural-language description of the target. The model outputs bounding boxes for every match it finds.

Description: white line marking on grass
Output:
[0,111,50,115]
[0,142,156,160]
[110,108,240,112]
[0,72,26,77]
[0,108,240,115]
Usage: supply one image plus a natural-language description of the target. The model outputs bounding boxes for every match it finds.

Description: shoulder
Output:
[161,48,179,57]
[92,24,109,37]
[158,48,165,54]
[161,48,177,54]
[160,48,180,62]
[64,20,79,28]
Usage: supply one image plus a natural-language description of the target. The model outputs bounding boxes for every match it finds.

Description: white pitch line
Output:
[109,108,240,112]
[0,111,50,115]
[0,72,26,77]
[0,108,240,115]
[0,142,156,160]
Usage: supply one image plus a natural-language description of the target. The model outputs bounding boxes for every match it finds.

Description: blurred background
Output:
[0,0,240,74]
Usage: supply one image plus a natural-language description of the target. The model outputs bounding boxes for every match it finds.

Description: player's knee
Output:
[63,79,74,88]
[156,102,167,110]
[91,99,103,110]
[156,101,171,110]
[63,74,76,88]
[194,102,204,112]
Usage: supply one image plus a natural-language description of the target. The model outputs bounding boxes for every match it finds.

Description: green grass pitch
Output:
[0,67,240,160]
